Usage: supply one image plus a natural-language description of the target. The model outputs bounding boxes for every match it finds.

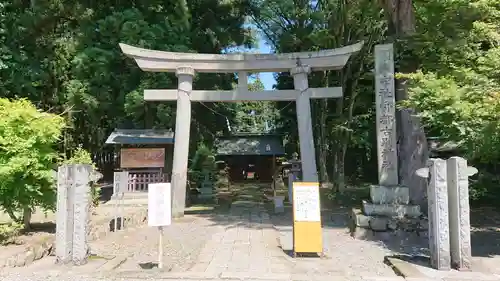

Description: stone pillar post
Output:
[72,165,92,265]
[171,66,195,218]
[447,156,477,270]
[55,164,92,265]
[55,165,73,264]
[417,158,451,270]
[374,44,398,186]
[291,65,318,182]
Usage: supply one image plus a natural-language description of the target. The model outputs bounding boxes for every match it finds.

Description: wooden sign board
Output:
[120,148,165,168]
[292,182,323,256]
[147,183,172,227]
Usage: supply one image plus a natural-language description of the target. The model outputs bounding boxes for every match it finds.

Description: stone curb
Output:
[99,270,407,280]
[384,256,426,278]
[0,207,147,269]
[385,256,500,281]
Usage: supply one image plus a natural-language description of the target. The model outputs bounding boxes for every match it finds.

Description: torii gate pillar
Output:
[292,66,318,182]
[171,67,195,218]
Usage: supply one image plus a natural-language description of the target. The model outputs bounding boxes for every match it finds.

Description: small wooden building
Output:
[105,129,174,191]
[215,134,285,183]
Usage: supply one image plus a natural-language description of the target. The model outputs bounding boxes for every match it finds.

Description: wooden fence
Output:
[127,171,171,192]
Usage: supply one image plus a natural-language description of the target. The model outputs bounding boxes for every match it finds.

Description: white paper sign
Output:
[113,171,129,194]
[293,183,321,222]
[148,183,172,226]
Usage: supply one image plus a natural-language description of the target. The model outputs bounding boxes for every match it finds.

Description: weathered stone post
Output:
[349,44,421,237]
[368,44,415,210]
[291,65,318,183]
[374,43,398,187]
[416,158,451,270]
[171,66,195,218]
[56,165,73,264]
[72,165,92,265]
[446,156,477,270]
[55,164,93,265]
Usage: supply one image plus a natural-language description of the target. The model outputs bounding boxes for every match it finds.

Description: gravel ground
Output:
[0,273,412,281]
[89,214,224,272]
[272,208,398,277]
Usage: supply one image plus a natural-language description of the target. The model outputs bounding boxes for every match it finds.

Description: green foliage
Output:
[250,0,386,189]
[63,146,96,168]
[401,0,500,203]
[0,0,254,166]
[188,143,215,188]
[62,146,101,208]
[215,163,231,191]
[0,222,23,245]
[0,98,65,222]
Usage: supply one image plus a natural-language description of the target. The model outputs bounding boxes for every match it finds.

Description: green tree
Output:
[0,0,255,168]
[401,0,500,203]
[250,0,386,190]
[0,98,65,229]
[231,75,280,133]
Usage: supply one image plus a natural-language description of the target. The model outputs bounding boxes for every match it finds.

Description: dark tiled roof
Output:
[105,129,174,145]
[215,135,285,156]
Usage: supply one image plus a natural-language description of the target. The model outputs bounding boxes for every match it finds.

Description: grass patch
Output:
[0,222,23,245]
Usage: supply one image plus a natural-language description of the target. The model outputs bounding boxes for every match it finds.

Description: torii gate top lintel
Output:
[119,41,364,73]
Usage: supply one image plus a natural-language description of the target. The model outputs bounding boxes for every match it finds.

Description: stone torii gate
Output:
[119,42,363,217]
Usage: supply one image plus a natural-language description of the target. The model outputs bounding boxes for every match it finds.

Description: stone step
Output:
[351,208,428,232]
[370,185,409,204]
[362,200,421,218]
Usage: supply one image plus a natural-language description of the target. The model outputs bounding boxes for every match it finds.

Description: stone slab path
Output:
[3,200,500,281]
[162,200,400,279]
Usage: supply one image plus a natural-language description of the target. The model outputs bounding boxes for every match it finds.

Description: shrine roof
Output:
[105,129,174,145]
[215,134,285,156]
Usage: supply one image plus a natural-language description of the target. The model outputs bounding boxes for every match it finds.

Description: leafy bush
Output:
[0,98,65,227]
[0,222,23,245]
[62,146,100,208]
[188,143,215,188]
[402,71,500,204]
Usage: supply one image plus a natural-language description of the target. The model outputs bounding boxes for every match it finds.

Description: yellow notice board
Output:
[292,182,323,256]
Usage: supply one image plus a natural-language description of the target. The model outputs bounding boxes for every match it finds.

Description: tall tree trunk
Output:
[380,0,428,207]
[318,73,330,187]
[318,99,330,186]
[332,92,346,192]
[23,207,32,230]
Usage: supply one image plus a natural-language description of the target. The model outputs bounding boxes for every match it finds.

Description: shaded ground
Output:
[105,183,399,278]
[2,182,402,280]
[0,183,140,261]
[348,190,500,276]
[3,182,499,280]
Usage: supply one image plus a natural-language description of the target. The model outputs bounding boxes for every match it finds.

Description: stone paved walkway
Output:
[184,202,283,274]
[4,183,499,281]
[3,199,500,281]
[165,200,400,279]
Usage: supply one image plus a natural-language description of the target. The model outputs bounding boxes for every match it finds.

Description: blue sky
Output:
[223,26,277,90]
[256,37,276,90]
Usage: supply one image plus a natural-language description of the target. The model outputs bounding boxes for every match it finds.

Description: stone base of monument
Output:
[362,200,421,217]
[350,208,428,234]
[370,185,410,204]
[350,185,427,237]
